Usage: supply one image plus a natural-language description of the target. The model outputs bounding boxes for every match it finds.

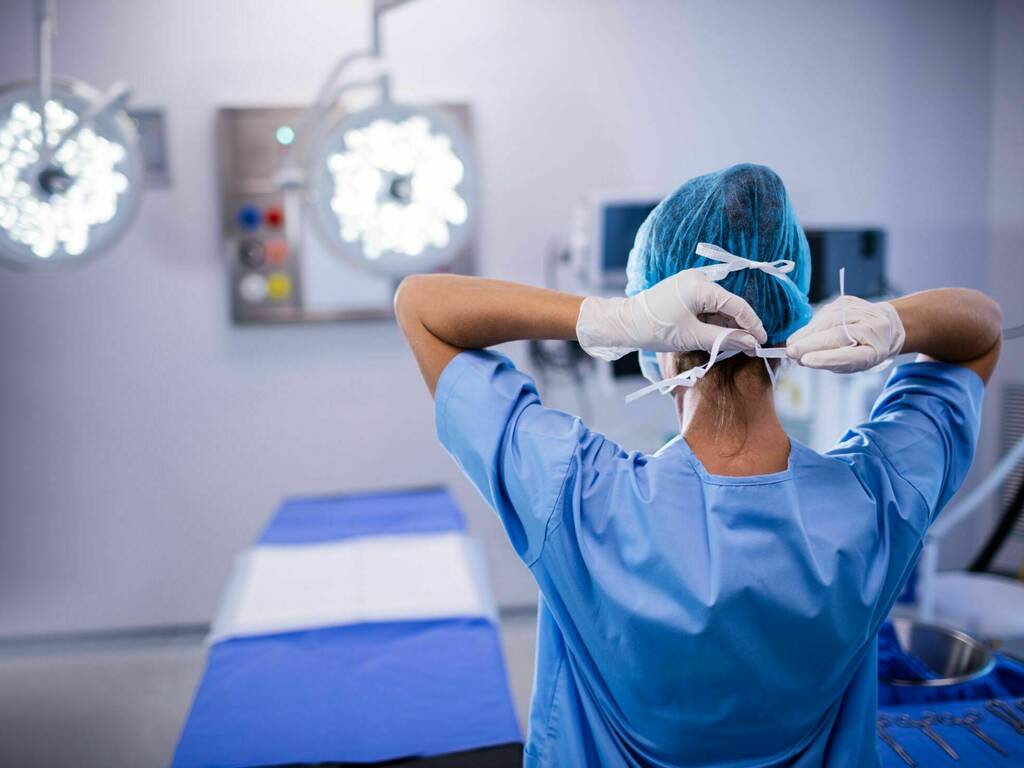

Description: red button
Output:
[265,206,284,228]
[265,238,288,265]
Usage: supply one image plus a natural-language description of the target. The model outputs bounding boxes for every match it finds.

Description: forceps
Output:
[985,699,1024,735]
[877,714,916,767]
[896,713,959,760]
[937,711,1009,757]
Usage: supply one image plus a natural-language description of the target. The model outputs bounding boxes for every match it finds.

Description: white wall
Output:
[0,0,999,636]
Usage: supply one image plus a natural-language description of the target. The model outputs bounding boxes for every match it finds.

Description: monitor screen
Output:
[804,229,887,302]
[600,202,659,272]
[610,350,642,379]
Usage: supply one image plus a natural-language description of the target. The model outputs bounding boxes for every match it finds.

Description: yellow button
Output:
[266,272,292,301]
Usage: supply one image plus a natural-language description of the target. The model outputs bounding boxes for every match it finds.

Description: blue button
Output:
[237,204,262,231]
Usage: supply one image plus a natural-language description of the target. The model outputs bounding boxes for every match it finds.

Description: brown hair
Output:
[669,352,779,449]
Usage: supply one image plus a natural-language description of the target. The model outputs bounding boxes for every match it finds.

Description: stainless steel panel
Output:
[216,104,475,325]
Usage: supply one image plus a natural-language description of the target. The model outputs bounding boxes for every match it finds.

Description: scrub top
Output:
[435,350,984,767]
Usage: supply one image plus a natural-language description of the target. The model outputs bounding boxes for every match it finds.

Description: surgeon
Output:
[394,164,1002,766]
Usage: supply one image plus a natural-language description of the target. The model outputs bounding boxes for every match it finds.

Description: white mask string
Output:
[626,327,739,404]
[626,242,792,404]
[625,327,786,404]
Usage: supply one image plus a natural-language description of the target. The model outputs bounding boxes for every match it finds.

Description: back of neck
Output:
[677,385,790,476]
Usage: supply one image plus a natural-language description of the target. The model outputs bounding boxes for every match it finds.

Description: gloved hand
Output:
[576,269,767,361]
[786,295,906,372]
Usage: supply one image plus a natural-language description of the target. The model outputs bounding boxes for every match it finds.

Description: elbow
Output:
[989,294,1004,336]
[394,274,424,317]
[393,274,432,329]
[973,290,1004,344]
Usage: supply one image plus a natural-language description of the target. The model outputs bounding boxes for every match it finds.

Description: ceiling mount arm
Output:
[278,0,419,185]
[372,0,417,102]
[34,0,56,163]
[46,80,131,159]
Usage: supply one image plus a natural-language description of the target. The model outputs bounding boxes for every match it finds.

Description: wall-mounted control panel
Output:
[216,105,474,325]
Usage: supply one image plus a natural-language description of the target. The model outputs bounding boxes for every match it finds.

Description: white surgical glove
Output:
[576,269,767,360]
[786,295,905,373]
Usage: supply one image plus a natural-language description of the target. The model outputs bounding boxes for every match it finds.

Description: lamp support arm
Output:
[46,81,131,160]
[34,0,55,164]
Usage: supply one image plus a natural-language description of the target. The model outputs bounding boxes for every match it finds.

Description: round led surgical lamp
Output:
[309,101,476,277]
[281,0,477,278]
[0,0,142,270]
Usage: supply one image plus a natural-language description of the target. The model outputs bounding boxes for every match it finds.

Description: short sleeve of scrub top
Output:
[828,360,985,536]
[436,349,620,567]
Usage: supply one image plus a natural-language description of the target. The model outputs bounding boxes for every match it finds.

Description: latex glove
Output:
[786,295,905,372]
[576,269,767,361]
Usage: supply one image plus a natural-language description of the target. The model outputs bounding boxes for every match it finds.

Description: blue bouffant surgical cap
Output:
[626,164,812,354]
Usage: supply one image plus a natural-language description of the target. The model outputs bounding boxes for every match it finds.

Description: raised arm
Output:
[787,288,1002,383]
[395,271,767,396]
[891,289,1003,382]
[394,275,582,395]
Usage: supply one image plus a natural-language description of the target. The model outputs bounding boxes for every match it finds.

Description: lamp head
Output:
[0,78,142,269]
[309,102,476,278]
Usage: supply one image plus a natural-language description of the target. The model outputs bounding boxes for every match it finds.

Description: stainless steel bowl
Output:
[882,618,995,687]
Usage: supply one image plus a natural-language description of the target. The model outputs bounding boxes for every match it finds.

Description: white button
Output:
[239,273,269,304]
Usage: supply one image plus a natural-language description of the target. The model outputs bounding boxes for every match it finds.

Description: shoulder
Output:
[826,359,985,515]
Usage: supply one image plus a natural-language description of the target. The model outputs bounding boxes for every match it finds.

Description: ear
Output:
[657,351,676,378]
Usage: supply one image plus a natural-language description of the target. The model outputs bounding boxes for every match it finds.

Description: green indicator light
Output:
[275,125,295,146]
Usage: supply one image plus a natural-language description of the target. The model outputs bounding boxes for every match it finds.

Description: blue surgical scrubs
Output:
[435,350,984,767]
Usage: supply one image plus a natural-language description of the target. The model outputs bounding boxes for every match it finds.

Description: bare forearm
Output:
[398,274,582,346]
[891,288,1003,381]
[394,274,584,394]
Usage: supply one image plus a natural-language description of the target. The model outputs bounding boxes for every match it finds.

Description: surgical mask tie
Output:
[626,243,791,404]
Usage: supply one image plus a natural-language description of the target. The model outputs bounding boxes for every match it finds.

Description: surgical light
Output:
[309,102,476,276]
[281,0,477,279]
[0,1,142,269]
